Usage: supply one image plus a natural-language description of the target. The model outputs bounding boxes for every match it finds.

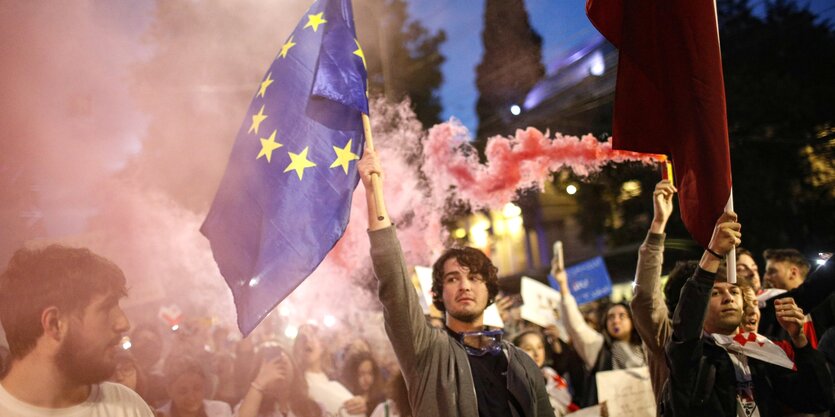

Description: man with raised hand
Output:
[359,147,553,417]
[0,245,153,417]
[665,212,832,417]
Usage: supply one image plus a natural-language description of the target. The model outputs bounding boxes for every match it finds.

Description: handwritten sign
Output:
[549,256,612,305]
[520,277,567,340]
[595,366,655,417]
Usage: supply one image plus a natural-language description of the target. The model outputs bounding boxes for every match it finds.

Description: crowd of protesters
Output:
[0,175,833,417]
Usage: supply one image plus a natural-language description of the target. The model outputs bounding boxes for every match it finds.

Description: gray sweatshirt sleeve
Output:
[369,226,434,376]
[630,231,671,355]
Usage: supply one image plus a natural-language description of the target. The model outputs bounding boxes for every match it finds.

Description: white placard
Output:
[567,404,602,416]
[520,277,567,341]
[595,366,655,417]
[483,304,505,329]
[414,266,434,313]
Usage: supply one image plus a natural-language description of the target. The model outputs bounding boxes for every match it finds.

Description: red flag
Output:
[587,0,732,248]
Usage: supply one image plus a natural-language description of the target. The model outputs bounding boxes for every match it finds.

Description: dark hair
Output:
[763,248,810,278]
[341,351,385,412]
[511,329,545,347]
[431,247,499,312]
[736,247,754,261]
[252,343,322,417]
[600,302,642,346]
[664,260,699,317]
[0,245,127,360]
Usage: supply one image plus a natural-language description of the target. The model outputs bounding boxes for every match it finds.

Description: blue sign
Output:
[548,256,612,305]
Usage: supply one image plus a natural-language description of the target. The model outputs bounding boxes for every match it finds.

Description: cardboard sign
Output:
[595,366,655,417]
[520,277,567,340]
[549,256,612,305]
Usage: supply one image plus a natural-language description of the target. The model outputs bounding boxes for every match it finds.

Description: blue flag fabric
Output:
[201,0,368,335]
[548,256,613,305]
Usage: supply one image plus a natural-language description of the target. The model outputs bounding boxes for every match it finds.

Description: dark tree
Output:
[354,0,446,127]
[474,0,544,148]
[573,0,835,259]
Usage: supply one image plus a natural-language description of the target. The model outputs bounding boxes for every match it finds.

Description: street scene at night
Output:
[1,0,834,416]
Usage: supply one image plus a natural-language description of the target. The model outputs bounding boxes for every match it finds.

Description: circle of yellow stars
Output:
[246,11,366,181]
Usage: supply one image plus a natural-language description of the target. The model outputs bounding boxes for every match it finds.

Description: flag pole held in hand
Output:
[362,113,385,221]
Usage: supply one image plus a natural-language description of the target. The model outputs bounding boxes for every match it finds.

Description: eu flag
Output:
[201,0,368,335]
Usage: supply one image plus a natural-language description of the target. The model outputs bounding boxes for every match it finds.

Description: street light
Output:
[566,184,578,195]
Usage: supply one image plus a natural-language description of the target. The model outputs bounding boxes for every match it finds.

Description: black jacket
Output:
[663,268,833,417]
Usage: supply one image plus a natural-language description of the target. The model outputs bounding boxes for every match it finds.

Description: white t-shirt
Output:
[0,381,154,417]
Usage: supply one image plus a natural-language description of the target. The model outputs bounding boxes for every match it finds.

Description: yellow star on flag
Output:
[257,130,283,163]
[284,146,317,180]
[279,36,296,59]
[304,12,327,32]
[329,139,359,174]
[248,105,268,134]
[353,39,366,69]
[257,72,274,98]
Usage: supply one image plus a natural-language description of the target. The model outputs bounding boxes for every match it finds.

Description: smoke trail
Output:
[422,120,660,211]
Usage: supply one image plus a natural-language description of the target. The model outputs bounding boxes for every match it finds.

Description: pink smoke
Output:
[423,120,661,210]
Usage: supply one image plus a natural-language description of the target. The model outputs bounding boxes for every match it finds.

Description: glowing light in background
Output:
[453,228,467,239]
[323,314,337,328]
[589,50,605,76]
[566,184,578,195]
[510,104,521,116]
[278,303,292,317]
[502,203,522,218]
[284,324,299,339]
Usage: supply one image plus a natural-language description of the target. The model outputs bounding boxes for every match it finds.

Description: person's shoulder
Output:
[96,382,155,416]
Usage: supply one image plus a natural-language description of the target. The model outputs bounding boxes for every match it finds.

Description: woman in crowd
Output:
[158,354,233,417]
[553,267,646,406]
[294,325,367,416]
[341,351,386,417]
[237,343,323,417]
[513,329,579,416]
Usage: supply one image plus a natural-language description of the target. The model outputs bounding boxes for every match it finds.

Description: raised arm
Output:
[553,263,603,369]
[630,180,675,354]
[358,147,432,376]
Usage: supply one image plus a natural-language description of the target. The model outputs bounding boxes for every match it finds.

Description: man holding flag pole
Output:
[358,150,553,416]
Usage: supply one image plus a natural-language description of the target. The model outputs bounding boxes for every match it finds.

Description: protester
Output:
[293,325,366,416]
[758,248,835,344]
[553,257,646,406]
[629,179,677,401]
[736,248,762,293]
[513,329,580,416]
[131,322,169,407]
[237,344,323,417]
[664,212,833,416]
[157,354,232,417]
[541,324,590,409]
[341,351,386,417]
[0,245,154,416]
[359,147,553,417]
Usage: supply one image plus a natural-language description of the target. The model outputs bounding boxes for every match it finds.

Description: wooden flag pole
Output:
[362,113,387,221]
